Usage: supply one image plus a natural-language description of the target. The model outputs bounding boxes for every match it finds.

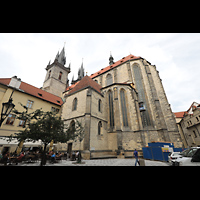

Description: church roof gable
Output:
[67,75,102,96]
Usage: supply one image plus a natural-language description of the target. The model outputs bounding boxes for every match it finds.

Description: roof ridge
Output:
[66,75,102,96]
[0,77,63,106]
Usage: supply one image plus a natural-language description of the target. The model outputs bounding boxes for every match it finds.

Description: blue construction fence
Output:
[142,142,185,162]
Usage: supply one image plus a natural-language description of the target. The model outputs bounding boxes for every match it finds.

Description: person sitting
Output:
[51,152,56,164]
[15,151,24,165]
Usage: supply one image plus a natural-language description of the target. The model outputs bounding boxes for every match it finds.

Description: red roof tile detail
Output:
[65,54,140,92]
[67,75,102,96]
[174,111,185,118]
[90,54,140,79]
[0,78,63,106]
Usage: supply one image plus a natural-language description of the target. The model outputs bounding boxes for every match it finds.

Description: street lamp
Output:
[0,90,15,127]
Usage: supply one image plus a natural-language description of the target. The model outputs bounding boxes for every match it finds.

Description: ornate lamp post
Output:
[0,90,15,127]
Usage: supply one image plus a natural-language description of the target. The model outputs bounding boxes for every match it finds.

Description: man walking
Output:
[134,149,140,166]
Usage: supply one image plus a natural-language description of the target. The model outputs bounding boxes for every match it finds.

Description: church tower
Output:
[42,47,71,97]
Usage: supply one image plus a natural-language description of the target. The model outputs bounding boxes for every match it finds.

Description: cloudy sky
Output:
[0,33,199,112]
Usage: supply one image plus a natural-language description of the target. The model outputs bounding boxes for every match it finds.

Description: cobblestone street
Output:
[16,158,169,166]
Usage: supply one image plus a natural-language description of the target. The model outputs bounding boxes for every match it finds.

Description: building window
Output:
[133,64,151,126]
[5,114,16,125]
[69,120,75,136]
[48,70,51,79]
[19,119,26,127]
[106,74,113,86]
[51,107,60,113]
[26,100,34,109]
[98,121,102,135]
[108,90,114,128]
[72,98,77,111]
[98,99,102,112]
[193,130,197,138]
[120,89,129,127]
[58,71,63,80]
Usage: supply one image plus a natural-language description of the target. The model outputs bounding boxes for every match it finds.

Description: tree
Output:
[7,108,84,166]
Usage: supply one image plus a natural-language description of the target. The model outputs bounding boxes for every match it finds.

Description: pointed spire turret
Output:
[57,47,66,65]
[55,51,59,60]
[78,59,85,80]
[54,46,66,66]
[109,51,114,65]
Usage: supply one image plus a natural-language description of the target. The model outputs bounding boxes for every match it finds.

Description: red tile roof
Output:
[67,75,102,96]
[174,111,185,118]
[65,54,140,92]
[90,54,140,79]
[0,78,63,106]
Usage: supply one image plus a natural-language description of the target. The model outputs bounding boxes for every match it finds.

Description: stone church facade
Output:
[42,47,182,159]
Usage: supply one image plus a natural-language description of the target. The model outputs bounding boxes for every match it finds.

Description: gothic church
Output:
[42,47,182,159]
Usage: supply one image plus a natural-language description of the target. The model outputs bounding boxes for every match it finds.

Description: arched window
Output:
[68,120,75,137]
[120,89,129,127]
[58,71,63,80]
[133,64,151,126]
[48,70,51,79]
[98,121,102,135]
[108,90,114,129]
[98,99,102,112]
[106,74,113,86]
[72,98,77,111]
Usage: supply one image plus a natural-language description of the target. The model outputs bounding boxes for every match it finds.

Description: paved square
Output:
[17,158,169,166]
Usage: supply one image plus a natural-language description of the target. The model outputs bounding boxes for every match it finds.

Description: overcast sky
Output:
[0,33,199,112]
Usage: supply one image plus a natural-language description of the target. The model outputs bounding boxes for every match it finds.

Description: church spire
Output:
[54,46,66,66]
[57,46,66,65]
[109,51,114,65]
[55,51,59,60]
[78,59,85,80]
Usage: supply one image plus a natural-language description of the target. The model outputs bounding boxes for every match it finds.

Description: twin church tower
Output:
[42,47,84,97]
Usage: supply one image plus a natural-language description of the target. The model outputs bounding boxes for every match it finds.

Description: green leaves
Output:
[9,106,85,147]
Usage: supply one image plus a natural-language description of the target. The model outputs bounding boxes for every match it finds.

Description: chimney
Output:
[9,76,21,89]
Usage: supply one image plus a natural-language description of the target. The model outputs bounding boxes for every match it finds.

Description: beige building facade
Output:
[61,53,182,159]
[0,76,63,154]
[175,102,200,148]
[0,47,183,158]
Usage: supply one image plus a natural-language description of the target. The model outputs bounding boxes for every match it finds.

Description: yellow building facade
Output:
[0,76,63,154]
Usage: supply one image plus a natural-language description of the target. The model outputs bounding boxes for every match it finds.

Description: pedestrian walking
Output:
[134,149,140,166]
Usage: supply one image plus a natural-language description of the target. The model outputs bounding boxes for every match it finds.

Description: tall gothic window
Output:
[120,89,129,127]
[72,98,77,111]
[106,74,113,86]
[98,99,102,112]
[48,70,51,79]
[133,64,151,126]
[58,71,63,80]
[98,121,102,135]
[108,90,114,129]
